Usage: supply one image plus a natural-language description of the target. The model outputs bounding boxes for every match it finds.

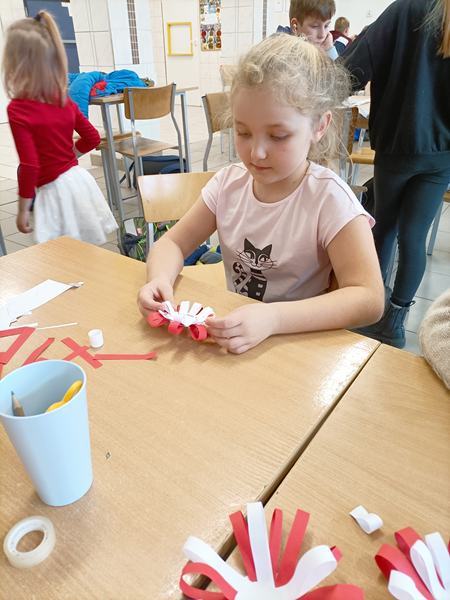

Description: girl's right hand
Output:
[137,277,175,317]
[16,210,33,234]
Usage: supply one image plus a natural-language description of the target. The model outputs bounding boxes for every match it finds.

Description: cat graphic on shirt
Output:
[233,238,276,301]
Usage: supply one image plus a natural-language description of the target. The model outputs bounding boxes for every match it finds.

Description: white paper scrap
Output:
[0,280,82,330]
[350,506,383,534]
[37,323,77,330]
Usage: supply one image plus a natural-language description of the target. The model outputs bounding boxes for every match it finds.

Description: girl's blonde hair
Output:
[426,0,450,58]
[227,34,351,169]
[2,11,68,106]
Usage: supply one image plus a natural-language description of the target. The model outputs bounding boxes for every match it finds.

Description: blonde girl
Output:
[137,34,384,354]
[2,11,117,245]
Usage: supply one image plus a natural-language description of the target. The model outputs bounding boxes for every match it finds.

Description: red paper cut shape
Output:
[148,301,213,342]
[62,338,103,369]
[0,327,35,365]
[22,338,55,366]
[375,527,435,600]
[93,351,157,360]
[179,505,364,600]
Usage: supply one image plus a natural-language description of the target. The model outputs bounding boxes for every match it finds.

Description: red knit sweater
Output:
[7,97,101,198]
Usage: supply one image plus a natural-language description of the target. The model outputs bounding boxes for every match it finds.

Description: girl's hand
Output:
[16,210,33,234]
[137,277,176,317]
[205,303,280,354]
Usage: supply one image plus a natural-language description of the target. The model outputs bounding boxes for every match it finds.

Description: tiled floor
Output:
[1,106,449,356]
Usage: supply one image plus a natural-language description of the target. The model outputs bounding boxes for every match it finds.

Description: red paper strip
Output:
[22,338,55,366]
[190,324,208,341]
[168,321,184,335]
[180,562,233,600]
[0,327,35,364]
[147,313,169,327]
[395,527,422,563]
[330,547,342,563]
[276,509,310,586]
[93,352,157,361]
[375,543,434,600]
[62,338,103,369]
[229,511,257,582]
[269,509,283,580]
[303,584,364,599]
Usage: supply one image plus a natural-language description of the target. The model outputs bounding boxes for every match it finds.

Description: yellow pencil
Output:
[12,392,25,417]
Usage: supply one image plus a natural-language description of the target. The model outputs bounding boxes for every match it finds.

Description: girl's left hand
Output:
[322,32,334,51]
[205,303,280,354]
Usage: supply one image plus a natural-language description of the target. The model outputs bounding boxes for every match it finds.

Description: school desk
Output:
[90,86,198,223]
[0,237,379,599]
[217,344,450,599]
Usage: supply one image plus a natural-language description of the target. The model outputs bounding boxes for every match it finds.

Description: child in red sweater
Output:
[2,11,117,245]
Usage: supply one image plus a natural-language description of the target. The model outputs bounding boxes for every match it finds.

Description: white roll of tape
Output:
[3,516,56,568]
[88,329,104,348]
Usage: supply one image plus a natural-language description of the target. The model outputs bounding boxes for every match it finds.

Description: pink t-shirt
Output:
[202,161,374,303]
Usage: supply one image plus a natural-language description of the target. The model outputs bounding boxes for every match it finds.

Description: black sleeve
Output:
[341,31,373,91]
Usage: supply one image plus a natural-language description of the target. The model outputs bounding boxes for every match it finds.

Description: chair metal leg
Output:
[101,149,114,211]
[203,133,213,172]
[116,104,132,188]
[0,223,7,256]
[351,163,360,185]
[229,128,232,162]
[138,158,144,218]
[427,200,443,256]
[220,131,224,153]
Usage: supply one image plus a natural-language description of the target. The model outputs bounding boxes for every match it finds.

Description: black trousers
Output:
[373,163,450,306]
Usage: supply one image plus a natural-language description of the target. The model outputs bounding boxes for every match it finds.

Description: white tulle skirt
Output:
[34,166,118,246]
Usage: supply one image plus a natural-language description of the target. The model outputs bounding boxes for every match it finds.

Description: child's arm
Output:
[137,196,217,317]
[73,102,101,155]
[206,215,384,354]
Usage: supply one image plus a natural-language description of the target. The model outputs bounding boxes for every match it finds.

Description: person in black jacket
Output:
[342,0,450,349]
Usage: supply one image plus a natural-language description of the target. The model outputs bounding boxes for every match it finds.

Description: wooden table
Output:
[90,86,198,223]
[221,344,450,599]
[0,238,379,599]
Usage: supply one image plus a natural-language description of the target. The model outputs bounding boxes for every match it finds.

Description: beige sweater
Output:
[419,288,450,391]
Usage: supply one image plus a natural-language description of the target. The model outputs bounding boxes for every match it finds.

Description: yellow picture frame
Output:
[167,22,193,56]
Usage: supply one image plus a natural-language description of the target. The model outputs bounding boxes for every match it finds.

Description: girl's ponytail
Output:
[36,11,68,103]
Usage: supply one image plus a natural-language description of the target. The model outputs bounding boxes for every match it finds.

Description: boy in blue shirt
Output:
[276,0,338,60]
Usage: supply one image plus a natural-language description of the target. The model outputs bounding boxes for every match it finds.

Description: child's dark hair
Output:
[2,11,68,106]
[227,34,350,169]
[289,0,336,24]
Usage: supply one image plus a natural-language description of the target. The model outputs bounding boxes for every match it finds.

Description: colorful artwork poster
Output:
[200,0,221,50]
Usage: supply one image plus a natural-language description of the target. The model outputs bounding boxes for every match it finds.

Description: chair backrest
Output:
[137,172,216,223]
[124,84,175,121]
[203,91,232,134]
[219,65,236,90]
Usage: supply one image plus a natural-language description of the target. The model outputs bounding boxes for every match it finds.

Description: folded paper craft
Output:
[148,301,215,341]
[180,502,364,600]
[350,506,383,534]
[375,527,450,600]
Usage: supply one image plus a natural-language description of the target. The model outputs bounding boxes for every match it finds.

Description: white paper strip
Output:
[37,323,78,330]
[159,300,215,328]
[410,541,450,600]
[425,533,450,592]
[247,503,274,586]
[388,570,428,600]
[350,506,383,534]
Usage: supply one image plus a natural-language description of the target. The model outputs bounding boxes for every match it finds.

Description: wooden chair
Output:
[136,172,227,290]
[202,91,233,171]
[113,83,184,180]
[219,65,236,156]
[344,107,375,185]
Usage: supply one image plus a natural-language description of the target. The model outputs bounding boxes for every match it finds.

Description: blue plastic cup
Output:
[0,361,93,506]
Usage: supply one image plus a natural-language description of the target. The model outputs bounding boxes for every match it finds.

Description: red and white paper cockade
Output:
[376,527,450,600]
[180,502,364,600]
[148,301,215,341]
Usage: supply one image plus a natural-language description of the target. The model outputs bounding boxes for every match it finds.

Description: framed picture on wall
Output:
[274,0,283,12]
[200,0,221,51]
[284,0,291,14]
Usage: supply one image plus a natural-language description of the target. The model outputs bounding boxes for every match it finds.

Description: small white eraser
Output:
[88,329,104,348]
